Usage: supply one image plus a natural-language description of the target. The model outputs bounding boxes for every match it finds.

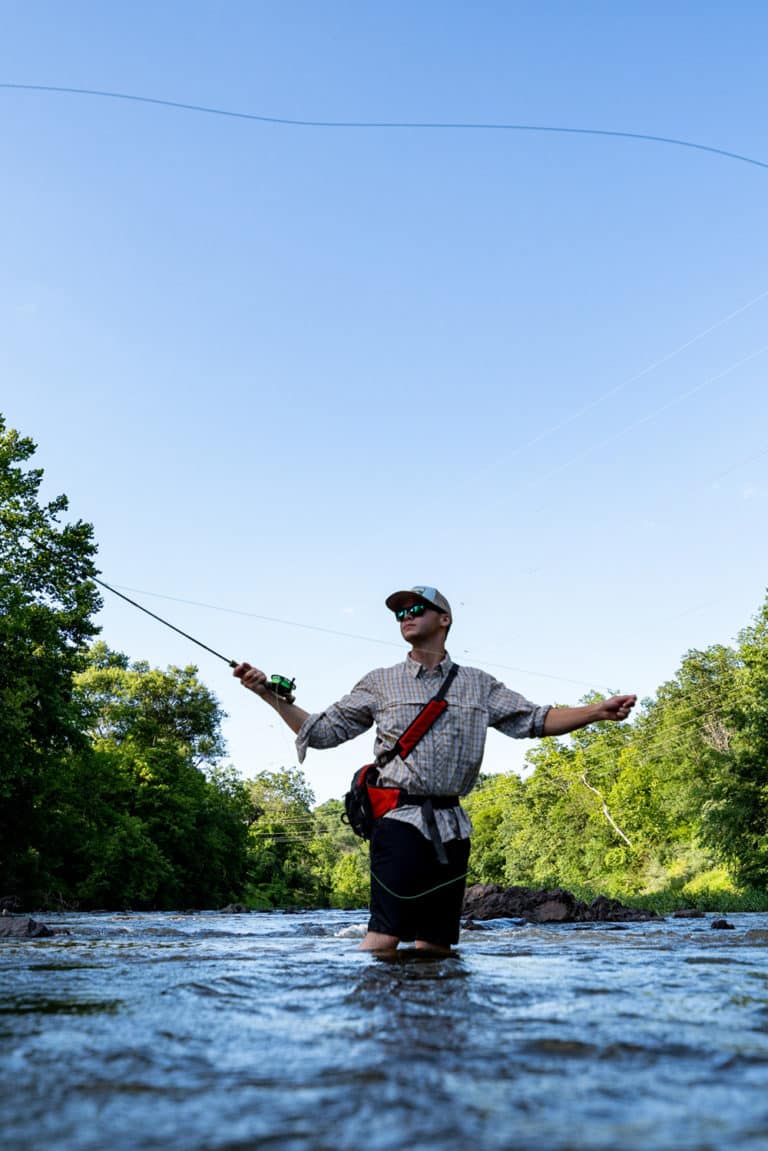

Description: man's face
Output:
[397,600,451,645]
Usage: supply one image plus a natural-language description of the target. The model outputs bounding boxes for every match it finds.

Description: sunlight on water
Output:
[2,911,768,1151]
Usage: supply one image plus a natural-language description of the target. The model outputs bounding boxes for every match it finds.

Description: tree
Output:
[0,416,100,897]
[329,850,369,908]
[463,772,524,884]
[244,768,319,906]
[68,644,247,908]
[311,798,366,905]
[700,596,768,887]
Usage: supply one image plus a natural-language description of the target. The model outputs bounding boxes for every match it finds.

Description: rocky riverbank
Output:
[462,883,660,923]
[0,915,64,938]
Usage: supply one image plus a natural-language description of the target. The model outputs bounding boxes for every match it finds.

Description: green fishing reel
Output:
[267,674,296,704]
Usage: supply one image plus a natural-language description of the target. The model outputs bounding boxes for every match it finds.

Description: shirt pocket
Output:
[437,700,489,758]
[375,699,422,750]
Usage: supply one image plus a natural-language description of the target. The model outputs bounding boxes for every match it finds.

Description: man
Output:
[234,585,636,954]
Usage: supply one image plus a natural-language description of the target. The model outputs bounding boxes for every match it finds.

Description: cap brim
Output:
[386,589,447,613]
[385,590,430,612]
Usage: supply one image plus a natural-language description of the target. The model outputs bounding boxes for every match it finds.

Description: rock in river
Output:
[462,884,659,923]
[0,916,59,939]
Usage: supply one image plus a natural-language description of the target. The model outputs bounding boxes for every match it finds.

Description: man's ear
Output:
[438,613,451,628]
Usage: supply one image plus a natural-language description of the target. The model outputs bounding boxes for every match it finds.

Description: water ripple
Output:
[2,910,768,1150]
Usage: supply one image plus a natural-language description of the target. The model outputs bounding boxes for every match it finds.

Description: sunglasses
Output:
[395,603,434,621]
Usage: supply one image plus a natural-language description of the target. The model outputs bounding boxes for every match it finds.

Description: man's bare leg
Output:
[359,930,399,951]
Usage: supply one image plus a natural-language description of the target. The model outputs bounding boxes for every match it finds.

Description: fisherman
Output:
[234,585,636,954]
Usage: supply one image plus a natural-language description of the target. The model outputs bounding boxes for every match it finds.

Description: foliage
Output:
[328,849,369,908]
[459,610,768,911]
[464,772,523,884]
[50,645,250,908]
[698,602,768,888]
[310,799,363,904]
[243,768,319,907]
[0,416,100,895]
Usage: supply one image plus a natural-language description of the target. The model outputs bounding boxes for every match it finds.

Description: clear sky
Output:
[2,2,767,803]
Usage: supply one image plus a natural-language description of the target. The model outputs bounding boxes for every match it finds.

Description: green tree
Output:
[494,700,639,896]
[310,798,362,905]
[629,643,740,893]
[244,768,319,906]
[67,644,248,908]
[329,850,369,908]
[464,772,524,884]
[700,596,768,887]
[0,416,100,898]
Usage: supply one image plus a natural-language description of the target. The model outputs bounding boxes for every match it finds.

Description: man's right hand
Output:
[233,662,269,696]
[233,661,310,735]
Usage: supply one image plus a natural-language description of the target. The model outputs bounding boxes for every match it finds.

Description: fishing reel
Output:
[266,674,296,705]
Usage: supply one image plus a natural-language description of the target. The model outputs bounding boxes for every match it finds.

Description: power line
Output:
[2,82,768,171]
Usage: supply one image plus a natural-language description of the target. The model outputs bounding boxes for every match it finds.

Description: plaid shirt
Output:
[296,653,550,843]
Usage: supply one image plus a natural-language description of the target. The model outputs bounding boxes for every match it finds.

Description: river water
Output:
[2,909,768,1151]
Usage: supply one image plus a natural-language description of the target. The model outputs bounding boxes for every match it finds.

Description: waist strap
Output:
[396,791,460,865]
[367,775,461,865]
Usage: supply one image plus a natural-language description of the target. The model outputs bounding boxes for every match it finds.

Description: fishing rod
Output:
[93,575,296,703]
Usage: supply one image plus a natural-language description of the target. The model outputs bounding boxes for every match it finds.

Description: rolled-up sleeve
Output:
[296,676,378,763]
[487,677,551,739]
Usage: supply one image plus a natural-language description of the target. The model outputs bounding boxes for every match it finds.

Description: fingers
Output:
[602,694,637,721]
[233,662,268,694]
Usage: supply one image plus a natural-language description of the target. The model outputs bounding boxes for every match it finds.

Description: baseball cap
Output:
[385,585,452,618]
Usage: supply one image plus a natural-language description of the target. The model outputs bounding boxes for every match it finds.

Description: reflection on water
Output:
[2,910,768,1150]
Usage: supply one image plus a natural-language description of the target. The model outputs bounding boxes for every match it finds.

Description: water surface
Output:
[2,910,768,1150]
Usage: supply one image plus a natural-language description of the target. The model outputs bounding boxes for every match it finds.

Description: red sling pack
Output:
[342,663,460,862]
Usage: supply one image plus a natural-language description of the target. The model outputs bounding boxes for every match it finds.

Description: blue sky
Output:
[2,2,767,801]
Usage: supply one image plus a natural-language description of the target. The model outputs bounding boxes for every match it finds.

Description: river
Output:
[2,910,768,1150]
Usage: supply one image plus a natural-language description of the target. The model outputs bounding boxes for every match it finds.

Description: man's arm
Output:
[233,663,309,735]
[542,694,637,737]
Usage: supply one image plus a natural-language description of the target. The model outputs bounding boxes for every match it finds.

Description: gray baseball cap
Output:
[385,585,452,618]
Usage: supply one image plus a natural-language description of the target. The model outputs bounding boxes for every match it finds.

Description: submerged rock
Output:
[710,918,735,930]
[462,884,659,923]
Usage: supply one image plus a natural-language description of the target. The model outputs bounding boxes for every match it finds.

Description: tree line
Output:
[1,415,766,911]
[463,616,768,911]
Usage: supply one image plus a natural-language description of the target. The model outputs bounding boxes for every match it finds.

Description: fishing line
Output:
[370,863,468,902]
[3,83,768,171]
[104,583,401,649]
[8,85,764,677]
[103,581,615,693]
[94,574,746,745]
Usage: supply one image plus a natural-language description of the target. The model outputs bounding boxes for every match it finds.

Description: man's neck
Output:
[408,645,447,671]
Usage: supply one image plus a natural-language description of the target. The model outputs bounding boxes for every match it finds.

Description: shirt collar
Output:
[406,651,453,678]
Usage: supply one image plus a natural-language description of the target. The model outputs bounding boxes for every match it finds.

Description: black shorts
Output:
[367,816,470,947]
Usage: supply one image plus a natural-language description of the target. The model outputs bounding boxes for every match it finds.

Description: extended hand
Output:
[594,694,637,722]
[233,662,268,696]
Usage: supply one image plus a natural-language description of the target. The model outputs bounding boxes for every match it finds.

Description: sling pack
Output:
[342,663,460,863]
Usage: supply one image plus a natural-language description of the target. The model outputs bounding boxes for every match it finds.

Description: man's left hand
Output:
[594,694,637,722]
